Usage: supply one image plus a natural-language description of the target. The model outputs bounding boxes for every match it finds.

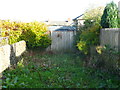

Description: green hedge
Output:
[0,20,51,48]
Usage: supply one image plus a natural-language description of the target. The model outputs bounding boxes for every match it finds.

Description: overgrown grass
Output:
[2,50,120,88]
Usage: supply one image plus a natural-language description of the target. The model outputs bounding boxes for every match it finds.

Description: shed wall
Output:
[49,31,76,53]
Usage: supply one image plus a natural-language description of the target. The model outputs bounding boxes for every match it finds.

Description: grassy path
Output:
[2,50,120,88]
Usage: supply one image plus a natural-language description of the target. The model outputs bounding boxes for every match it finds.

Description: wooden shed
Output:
[47,26,76,53]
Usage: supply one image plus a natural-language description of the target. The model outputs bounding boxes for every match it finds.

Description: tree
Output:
[83,6,104,23]
[101,1,118,28]
[76,6,103,55]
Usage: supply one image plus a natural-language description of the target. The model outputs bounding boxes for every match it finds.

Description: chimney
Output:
[68,18,71,22]
[48,19,51,22]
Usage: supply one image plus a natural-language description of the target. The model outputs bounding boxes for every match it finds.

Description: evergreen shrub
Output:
[101,1,119,28]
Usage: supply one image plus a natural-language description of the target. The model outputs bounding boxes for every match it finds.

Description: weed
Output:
[2,51,120,88]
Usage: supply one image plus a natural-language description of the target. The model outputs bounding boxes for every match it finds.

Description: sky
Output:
[0,0,119,22]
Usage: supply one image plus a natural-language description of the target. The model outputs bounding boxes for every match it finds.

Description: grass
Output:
[2,50,120,88]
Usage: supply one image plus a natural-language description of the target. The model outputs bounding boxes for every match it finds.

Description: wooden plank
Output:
[67,31,70,52]
[60,32,63,52]
[57,32,62,52]
[69,31,72,51]
[50,30,76,53]
[65,31,68,52]
[55,32,59,52]
[51,31,56,51]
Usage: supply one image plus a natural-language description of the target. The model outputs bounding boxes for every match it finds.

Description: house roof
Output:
[42,21,73,26]
[73,14,84,21]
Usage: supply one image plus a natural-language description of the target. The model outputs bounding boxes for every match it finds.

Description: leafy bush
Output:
[0,37,8,46]
[81,20,95,31]
[101,1,119,28]
[9,30,22,44]
[77,23,101,54]
[75,20,94,46]
[90,46,120,74]
[0,20,51,48]
[0,21,22,44]
[18,22,51,48]
[76,6,103,55]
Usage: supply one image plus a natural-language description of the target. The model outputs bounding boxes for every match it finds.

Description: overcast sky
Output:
[0,0,119,22]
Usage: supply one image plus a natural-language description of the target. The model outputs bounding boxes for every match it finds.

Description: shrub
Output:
[77,23,101,54]
[0,20,51,48]
[0,37,8,46]
[9,30,22,44]
[90,46,120,74]
[0,20,24,44]
[18,22,51,48]
[76,6,103,55]
[101,1,119,28]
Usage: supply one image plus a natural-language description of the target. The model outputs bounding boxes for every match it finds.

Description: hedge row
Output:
[0,20,51,48]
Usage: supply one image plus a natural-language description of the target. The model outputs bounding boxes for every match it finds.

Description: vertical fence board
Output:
[67,31,70,51]
[62,32,65,52]
[49,30,76,53]
[70,31,73,51]
[64,31,67,52]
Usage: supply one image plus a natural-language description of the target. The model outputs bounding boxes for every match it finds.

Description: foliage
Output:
[101,1,119,28]
[9,30,22,44]
[18,22,51,48]
[82,20,95,30]
[2,51,120,88]
[76,6,103,55]
[77,23,101,54]
[0,37,8,46]
[118,17,120,28]
[0,21,22,44]
[90,45,120,74]
[75,20,94,45]
[83,6,104,23]
[0,20,51,48]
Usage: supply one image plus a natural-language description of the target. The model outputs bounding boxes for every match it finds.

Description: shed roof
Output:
[48,26,76,32]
